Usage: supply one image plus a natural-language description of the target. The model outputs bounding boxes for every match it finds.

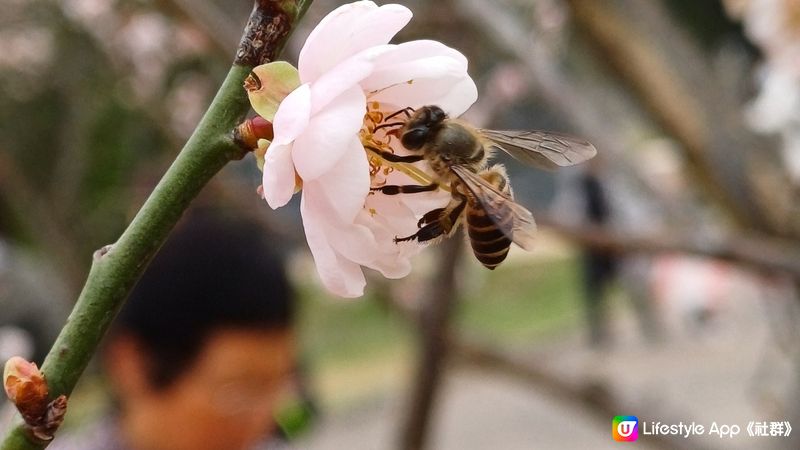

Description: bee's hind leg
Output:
[395,221,445,244]
[393,208,446,243]
[395,196,467,244]
[418,208,445,227]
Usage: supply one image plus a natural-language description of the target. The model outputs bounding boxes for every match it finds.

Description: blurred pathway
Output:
[299,291,797,450]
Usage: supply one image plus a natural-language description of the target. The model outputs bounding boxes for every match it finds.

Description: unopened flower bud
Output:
[237,116,275,150]
[4,356,49,422]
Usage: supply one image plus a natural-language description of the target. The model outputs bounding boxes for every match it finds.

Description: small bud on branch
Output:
[4,357,68,443]
[235,116,275,150]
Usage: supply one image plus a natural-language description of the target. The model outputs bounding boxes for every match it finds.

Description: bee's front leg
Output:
[373,107,416,133]
[371,183,438,195]
[363,145,424,163]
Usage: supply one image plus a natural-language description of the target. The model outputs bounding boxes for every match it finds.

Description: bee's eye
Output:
[429,107,446,124]
[401,128,428,149]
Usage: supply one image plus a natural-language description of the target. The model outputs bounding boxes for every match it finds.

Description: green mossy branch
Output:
[1,1,312,448]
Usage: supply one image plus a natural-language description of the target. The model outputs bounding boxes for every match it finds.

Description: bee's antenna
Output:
[384,107,415,122]
[373,122,405,132]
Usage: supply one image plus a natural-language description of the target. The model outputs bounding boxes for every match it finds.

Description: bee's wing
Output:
[450,165,537,250]
[478,129,597,170]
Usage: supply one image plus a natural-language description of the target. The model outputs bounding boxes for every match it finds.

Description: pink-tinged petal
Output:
[328,215,412,279]
[370,74,478,118]
[361,40,468,91]
[247,61,301,120]
[326,222,386,269]
[336,218,413,279]
[303,182,375,261]
[364,192,417,235]
[301,193,366,297]
[363,55,465,93]
[385,39,468,66]
[439,76,480,116]
[299,2,412,83]
[292,85,366,181]
[272,84,312,145]
[353,208,415,278]
[305,184,412,279]
[261,142,297,209]
[303,183,372,261]
[312,137,370,223]
[362,40,476,116]
[309,55,374,114]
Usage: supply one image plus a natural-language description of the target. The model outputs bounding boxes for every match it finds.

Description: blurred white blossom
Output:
[725,0,800,181]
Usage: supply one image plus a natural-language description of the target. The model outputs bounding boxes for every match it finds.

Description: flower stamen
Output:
[360,103,450,192]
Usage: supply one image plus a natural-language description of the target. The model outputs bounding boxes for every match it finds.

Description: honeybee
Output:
[366,105,596,269]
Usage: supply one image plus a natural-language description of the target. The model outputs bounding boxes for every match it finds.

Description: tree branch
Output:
[537,215,800,279]
[1,1,310,448]
[236,0,299,67]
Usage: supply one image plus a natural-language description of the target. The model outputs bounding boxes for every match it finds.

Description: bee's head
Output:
[401,105,446,150]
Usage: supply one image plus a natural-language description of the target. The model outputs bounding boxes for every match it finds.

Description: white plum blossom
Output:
[724,0,800,181]
[246,1,477,297]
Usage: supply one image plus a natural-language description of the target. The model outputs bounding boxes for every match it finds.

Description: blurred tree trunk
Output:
[563,0,793,234]
[399,237,463,450]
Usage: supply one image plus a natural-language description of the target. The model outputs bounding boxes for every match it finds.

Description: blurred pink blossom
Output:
[250,1,477,297]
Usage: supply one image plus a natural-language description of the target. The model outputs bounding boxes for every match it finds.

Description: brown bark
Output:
[399,237,463,450]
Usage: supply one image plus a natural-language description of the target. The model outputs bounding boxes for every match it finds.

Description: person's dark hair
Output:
[111,210,294,389]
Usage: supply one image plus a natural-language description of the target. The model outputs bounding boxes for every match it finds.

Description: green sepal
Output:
[246,61,301,121]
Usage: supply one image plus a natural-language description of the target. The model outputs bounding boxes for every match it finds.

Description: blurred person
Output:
[552,147,668,347]
[579,158,618,347]
[50,209,298,450]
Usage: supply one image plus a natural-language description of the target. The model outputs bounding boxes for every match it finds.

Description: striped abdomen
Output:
[466,201,513,270]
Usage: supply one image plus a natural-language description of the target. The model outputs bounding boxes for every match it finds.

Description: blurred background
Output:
[2,0,800,449]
